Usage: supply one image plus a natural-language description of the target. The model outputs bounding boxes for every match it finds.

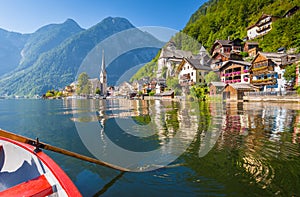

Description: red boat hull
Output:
[0,137,82,196]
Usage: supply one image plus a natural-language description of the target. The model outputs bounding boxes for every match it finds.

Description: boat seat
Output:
[0,174,53,197]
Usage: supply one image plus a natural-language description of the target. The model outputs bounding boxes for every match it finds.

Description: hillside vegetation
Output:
[130,0,300,82]
[184,0,300,51]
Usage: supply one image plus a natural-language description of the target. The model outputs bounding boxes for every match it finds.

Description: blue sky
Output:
[0,0,206,33]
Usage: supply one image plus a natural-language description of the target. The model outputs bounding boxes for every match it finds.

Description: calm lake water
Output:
[0,98,300,196]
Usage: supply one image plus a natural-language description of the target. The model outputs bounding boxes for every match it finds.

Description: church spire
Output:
[101,50,106,73]
[100,50,107,96]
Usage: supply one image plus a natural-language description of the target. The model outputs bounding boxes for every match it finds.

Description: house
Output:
[155,91,174,99]
[157,41,194,78]
[209,82,226,95]
[250,52,299,92]
[247,14,279,40]
[219,60,251,84]
[177,56,212,86]
[89,78,100,95]
[283,6,299,18]
[211,51,243,71]
[222,83,259,101]
[118,81,135,96]
[210,38,243,56]
[243,42,262,57]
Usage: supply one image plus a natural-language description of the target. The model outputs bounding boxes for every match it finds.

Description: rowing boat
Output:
[0,136,82,196]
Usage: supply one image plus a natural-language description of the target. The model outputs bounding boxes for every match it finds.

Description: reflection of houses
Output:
[250,52,298,91]
[223,83,259,101]
[247,14,279,40]
[209,82,225,95]
[219,60,251,84]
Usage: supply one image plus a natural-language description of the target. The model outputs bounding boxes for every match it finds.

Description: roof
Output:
[215,40,232,46]
[245,42,259,45]
[185,58,212,71]
[210,82,226,87]
[253,52,294,66]
[219,60,251,70]
[156,91,174,96]
[224,83,259,90]
[160,47,193,59]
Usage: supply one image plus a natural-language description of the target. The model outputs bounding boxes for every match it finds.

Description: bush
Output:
[45,92,54,97]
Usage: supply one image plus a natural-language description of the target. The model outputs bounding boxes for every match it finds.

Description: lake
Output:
[0,98,300,196]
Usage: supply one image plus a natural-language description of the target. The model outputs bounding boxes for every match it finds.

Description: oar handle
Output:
[0,128,130,172]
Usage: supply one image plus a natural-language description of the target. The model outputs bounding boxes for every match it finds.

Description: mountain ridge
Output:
[0,17,162,96]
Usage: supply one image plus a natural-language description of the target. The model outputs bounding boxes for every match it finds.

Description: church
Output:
[99,50,107,96]
[85,50,107,96]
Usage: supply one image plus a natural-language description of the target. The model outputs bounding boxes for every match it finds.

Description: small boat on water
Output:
[0,136,82,196]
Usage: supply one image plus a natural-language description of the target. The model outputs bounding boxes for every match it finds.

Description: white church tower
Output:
[100,50,107,96]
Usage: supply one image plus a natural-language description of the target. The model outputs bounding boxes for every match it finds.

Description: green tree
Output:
[190,84,209,101]
[204,71,220,84]
[95,87,101,95]
[283,64,297,88]
[76,72,91,95]
[45,92,54,97]
[166,77,182,95]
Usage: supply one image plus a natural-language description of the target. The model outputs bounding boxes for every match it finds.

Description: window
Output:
[191,72,193,76]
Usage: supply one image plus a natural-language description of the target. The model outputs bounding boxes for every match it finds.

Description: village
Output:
[60,7,300,102]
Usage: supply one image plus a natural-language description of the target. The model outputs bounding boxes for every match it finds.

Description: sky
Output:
[0,0,206,34]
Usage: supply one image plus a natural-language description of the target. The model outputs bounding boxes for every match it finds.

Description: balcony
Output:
[256,25,271,33]
[251,66,268,74]
[252,78,276,85]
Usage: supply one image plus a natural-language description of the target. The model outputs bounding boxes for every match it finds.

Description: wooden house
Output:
[155,91,174,99]
[222,83,259,101]
[211,51,243,71]
[247,14,279,40]
[209,82,225,95]
[250,52,298,92]
[210,38,243,56]
[219,60,251,84]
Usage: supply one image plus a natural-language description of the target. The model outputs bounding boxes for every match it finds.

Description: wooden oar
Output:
[0,128,130,172]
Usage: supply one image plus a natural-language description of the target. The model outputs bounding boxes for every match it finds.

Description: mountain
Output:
[0,17,163,96]
[18,18,84,71]
[0,29,29,76]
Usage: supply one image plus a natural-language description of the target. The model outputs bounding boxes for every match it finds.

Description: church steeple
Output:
[100,50,107,96]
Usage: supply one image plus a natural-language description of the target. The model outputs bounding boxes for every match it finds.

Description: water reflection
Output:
[61,99,300,196]
[65,98,199,172]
